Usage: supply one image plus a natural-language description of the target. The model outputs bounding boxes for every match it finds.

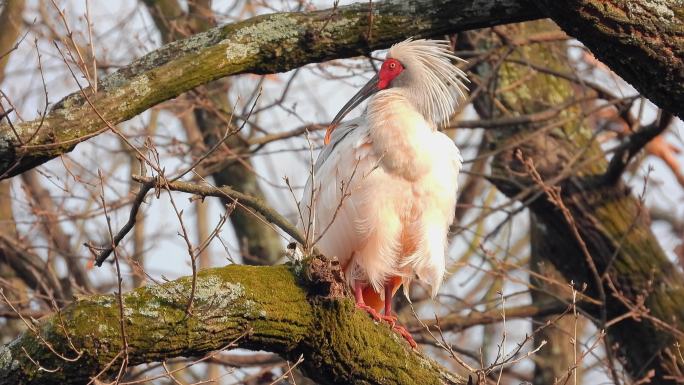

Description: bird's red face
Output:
[378,58,404,89]
[324,58,404,145]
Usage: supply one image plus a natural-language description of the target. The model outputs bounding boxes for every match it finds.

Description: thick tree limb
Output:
[536,0,684,119]
[3,0,681,178]
[467,21,684,383]
[0,0,541,179]
[0,262,468,385]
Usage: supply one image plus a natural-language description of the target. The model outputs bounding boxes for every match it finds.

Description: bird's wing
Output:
[297,118,377,267]
[313,121,360,172]
[410,130,462,297]
[433,130,462,221]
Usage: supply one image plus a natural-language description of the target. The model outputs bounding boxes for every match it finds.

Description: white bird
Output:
[298,39,467,347]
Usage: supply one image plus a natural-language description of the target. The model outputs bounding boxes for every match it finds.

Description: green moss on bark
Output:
[0,263,467,385]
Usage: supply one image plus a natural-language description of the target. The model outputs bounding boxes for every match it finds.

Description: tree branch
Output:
[0,261,468,385]
[0,0,541,179]
[536,0,684,119]
[0,0,25,81]
[0,233,66,304]
[131,175,305,245]
[3,0,681,179]
[603,111,674,184]
[411,300,571,333]
[467,21,684,383]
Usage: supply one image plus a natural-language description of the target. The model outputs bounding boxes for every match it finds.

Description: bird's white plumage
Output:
[298,39,466,299]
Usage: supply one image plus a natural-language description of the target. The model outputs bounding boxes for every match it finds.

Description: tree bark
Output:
[0,260,467,385]
[536,0,684,119]
[530,215,579,385]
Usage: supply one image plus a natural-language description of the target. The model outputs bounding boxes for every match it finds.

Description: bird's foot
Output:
[358,307,417,348]
[391,324,418,349]
[380,314,398,328]
[355,303,382,321]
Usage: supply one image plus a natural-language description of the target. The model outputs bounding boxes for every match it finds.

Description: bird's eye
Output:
[389,62,396,70]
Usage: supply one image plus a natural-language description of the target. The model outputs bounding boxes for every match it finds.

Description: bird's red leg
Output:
[354,280,381,321]
[380,281,417,349]
[381,284,398,327]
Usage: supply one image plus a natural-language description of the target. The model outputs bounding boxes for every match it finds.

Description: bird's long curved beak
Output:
[325,74,380,145]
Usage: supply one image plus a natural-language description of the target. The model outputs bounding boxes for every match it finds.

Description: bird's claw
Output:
[392,324,418,349]
[381,314,398,328]
[356,303,382,321]
[356,305,417,348]
[381,313,417,349]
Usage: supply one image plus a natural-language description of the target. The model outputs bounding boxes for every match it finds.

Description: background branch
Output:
[132,175,304,245]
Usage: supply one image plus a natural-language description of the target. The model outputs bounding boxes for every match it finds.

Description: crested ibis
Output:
[298,39,468,347]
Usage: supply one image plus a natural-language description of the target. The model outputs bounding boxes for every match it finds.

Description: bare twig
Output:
[132,175,305,245]
[603,111,674,184]
[88,179,154,267]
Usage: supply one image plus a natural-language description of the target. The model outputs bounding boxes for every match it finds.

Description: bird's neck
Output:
[366,91,435,181]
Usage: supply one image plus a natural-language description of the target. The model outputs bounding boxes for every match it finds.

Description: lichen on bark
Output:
[536,0,684,118]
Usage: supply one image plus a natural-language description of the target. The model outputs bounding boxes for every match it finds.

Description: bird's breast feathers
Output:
[298,105,461,294]
[365,92,460,183]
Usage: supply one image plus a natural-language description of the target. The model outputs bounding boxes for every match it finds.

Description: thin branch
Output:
[131,175,305,245]
[603,111,674,184]
[88,179,154,267]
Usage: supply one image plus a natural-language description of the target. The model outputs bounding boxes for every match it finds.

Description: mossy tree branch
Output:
[0,262,467,385]
[0,0,542,179]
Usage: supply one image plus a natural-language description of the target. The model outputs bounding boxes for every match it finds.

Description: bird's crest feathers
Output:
[387,38,469,125]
